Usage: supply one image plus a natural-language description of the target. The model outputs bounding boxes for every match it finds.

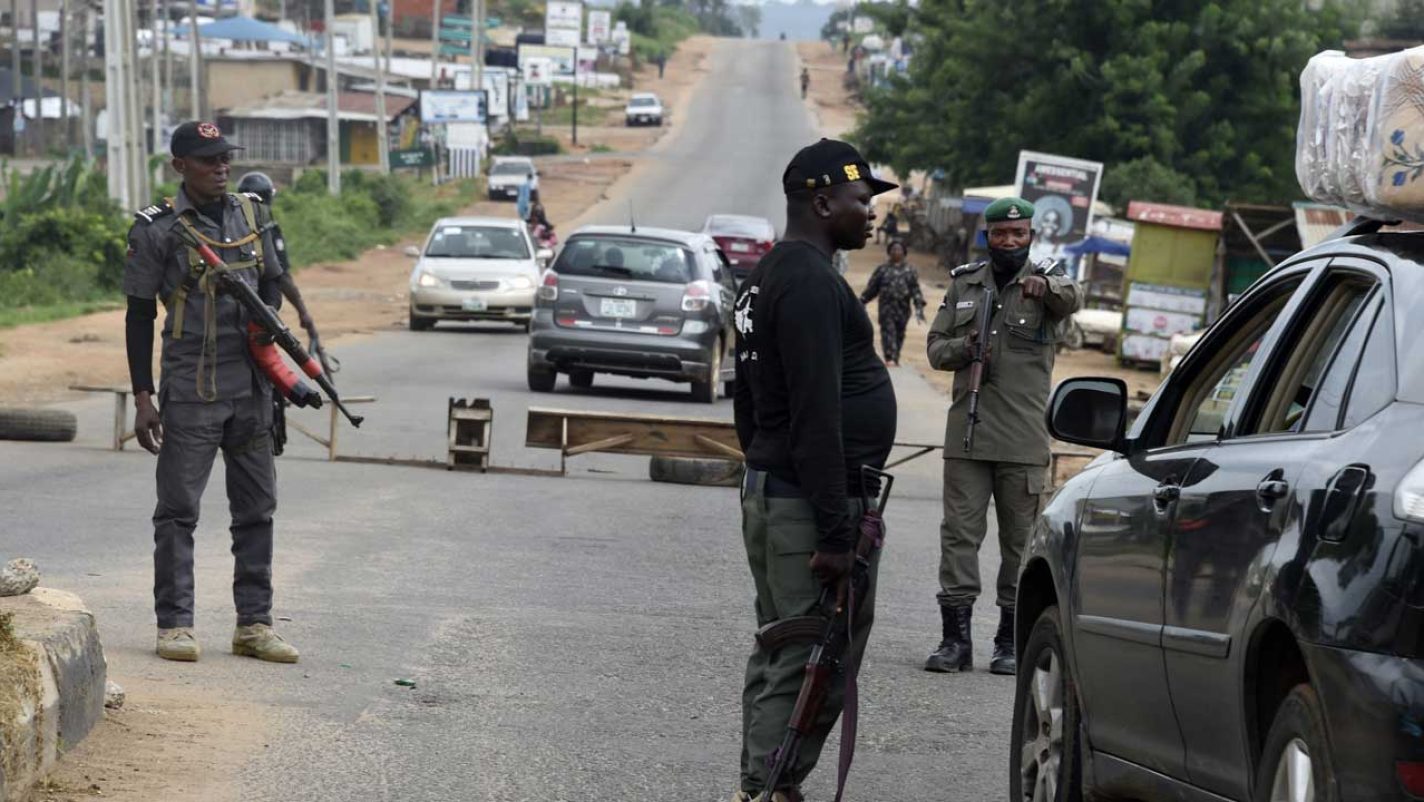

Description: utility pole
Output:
[106,0,147,207]
[79,1,90,158]
[187,0,199,117]
[32,0,43,147]
[368,0,386,171]
[59,0,69,153]
[10,0,18,133]
[150,0,161,179]
[472,0,481,99]
[324,0,338,194]
[428,0,438,85]
[162,0,172,118]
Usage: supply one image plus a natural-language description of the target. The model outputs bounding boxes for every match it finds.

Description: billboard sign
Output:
[588,9,612,43]
[545,27,580,47]
[1014,150,1105,268]
[545,0,582,31]
[420,90,488,124]
[518,44,576,77]
[523,56,553,86]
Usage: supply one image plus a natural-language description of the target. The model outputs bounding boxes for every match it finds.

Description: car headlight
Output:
[416,271,444,288]
[509,276,535,290]
[1396,457,1424,522]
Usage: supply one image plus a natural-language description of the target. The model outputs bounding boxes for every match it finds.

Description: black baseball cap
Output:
[782,138,898,196]
[170,121,244,158]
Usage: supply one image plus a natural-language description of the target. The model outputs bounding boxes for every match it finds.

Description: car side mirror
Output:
[1047,377,1127,452]
[404,245,421,258]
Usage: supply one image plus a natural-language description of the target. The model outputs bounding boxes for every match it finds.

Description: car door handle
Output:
[1255,478,1290,513]
[1320,465,1370,542]
[1152,483,1180,512]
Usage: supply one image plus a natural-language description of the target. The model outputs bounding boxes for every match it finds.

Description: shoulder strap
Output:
[235,193,266,268]
[949,261,986,278]
[134,199,174,224]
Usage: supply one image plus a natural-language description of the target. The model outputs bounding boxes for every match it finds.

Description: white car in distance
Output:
[406,217,553,331]
[625,93,664,126]
[486,156,538,201]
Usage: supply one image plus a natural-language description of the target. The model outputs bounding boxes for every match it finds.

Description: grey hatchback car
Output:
[526,225,737,402]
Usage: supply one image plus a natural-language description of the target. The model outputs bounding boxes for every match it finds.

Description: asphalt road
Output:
[1,40,1016,801]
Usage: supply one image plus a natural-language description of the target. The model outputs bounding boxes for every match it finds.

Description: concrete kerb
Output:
[0,588,107,802]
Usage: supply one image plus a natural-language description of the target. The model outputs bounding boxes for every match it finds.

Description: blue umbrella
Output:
[1064,235,1131,257]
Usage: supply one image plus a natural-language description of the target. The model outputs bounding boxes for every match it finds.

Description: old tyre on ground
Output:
[1009,605,1083,802]
[0,407,77,442]
[568,370,594,389]
[1253,685,1338,802]
[409,310,435,331]
[648,456,744,487]
[527,365,557,392]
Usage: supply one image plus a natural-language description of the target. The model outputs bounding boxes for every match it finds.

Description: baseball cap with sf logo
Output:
[170,121,245,158]
[781,138,898,196]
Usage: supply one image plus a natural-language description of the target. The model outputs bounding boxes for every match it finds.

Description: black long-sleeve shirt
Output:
[733,240,898,552]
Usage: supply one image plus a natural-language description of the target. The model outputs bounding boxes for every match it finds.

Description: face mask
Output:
[989,245,1029,273]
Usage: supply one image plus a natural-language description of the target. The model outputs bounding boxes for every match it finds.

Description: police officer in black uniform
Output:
[124,122,300,664]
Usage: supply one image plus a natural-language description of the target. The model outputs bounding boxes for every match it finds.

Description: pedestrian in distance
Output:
[124,122,301,665]
[874,203,899,244]
[800,67,811,99]
[922,196,1082,676]
[860,239,926,367]
[655,51,667,79]
[729,138,899,802]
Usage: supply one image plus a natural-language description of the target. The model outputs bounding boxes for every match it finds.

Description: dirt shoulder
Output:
[0,37,720,409]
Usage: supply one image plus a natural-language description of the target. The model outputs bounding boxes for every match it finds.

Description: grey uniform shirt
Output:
[926,258,1082,465]
[123,187,282,403]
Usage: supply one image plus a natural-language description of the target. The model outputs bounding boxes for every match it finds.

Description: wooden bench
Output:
[286,396,376,461]
[69,385,137,451]
[525,407,744,475]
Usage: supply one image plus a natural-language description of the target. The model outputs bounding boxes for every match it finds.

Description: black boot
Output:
[924,605,973,673]
[990,608,1016,676]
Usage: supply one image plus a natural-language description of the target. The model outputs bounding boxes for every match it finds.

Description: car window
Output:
[491,163,531,176]
[1165,283,1298,446]
[630,97,657,107]
[1341,295,1397,428]
[710,217,774,239]
[1245,275,1375,435]
[555,236,693,284]
[425,225,530,259]
[1301,293,1381,432]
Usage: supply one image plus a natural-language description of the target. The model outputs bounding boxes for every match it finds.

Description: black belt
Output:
[744,468,878,500]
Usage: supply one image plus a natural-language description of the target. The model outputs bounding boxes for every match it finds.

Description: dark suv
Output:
[1013,223,1424,802]
[527,226,737,402]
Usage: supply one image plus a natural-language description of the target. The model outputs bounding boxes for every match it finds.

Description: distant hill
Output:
[753,0,835,42]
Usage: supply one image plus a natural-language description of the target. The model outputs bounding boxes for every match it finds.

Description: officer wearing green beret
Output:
[923,196,1081,676]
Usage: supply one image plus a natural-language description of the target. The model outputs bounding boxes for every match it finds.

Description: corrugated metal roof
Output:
[1126,201,1223,232]
[1292,201,1351,249]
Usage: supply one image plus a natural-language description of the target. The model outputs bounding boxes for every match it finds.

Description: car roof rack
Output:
[1326,215,1402,241]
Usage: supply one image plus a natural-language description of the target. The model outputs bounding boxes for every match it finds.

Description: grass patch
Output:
[590,144,615,154]
[0,298,122,329]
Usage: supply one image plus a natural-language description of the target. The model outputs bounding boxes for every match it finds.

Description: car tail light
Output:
[1395,457,1424,522]
[537,270,559,302]
[759,240,774,254]
[1398,762,1424,797]
[682,280,713,312]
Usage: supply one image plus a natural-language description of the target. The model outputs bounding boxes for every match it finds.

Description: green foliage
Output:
[854,0,1359,208]
[615,1,709,62]
[1374,0,1424,40]
[493,132,563,156]
[1100,156,1198,211]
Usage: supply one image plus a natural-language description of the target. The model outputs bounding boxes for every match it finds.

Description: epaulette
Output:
[949,261,986,278]
[240,191,268,204]
[133,200,174,224]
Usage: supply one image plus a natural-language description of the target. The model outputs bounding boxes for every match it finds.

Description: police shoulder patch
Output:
[1034,258,1066,277]
[240,191,268,204]
[949,261,986,278]
[133,200,174,224]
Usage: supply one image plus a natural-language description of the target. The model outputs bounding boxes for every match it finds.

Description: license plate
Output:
[462,297,487,312]
[505,187,518,196]
[730,242,751,253]
[600,298,637,318]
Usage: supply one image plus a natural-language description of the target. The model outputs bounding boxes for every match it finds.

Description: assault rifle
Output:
[174,225,364,428]
[963,285,995,454]
[755,465,894,802]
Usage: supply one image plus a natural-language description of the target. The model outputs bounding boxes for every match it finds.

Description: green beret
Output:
[984,197,1035,223]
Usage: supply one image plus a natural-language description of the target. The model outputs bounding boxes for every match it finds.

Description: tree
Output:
[1100,156,1198,211]
[1374,0,1424,41]
[853,0,1358,208]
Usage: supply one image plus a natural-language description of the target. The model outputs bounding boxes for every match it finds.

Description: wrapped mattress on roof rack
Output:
[1296,45,1424,221]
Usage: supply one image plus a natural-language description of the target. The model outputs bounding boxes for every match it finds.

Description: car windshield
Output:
[555,236,693,283]
[491,162,531,176]
[709,217,773,239]
[630,96,658,107]
[424,225,530,259]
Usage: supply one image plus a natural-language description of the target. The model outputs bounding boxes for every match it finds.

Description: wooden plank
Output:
[564,433,636,457]
[694,434,744,460]
[525,406,740,460]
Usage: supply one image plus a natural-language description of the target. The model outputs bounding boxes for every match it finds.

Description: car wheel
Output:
[569,370,594,389]
[691,347,720,403]
[1057,321,1085,353]
[723,380,736,398]
[1253,685,1338,802]
[522,317,533,333]
[527,365,557,392]
[1009,605,1083,802]
[409,310,435,331]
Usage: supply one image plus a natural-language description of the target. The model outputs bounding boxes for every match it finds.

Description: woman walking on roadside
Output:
[860,240,925,367]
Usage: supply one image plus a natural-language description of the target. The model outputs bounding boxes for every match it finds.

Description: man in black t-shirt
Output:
[729,139,899,802]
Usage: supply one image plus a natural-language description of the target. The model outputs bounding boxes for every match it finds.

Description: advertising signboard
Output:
[420,90,488,124]
[523,56,553,86]
[545,27,580,47]
[1013,150,1105,268]
[518,44,576,77]
[588,9,612,43]
[545,0,582,31]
